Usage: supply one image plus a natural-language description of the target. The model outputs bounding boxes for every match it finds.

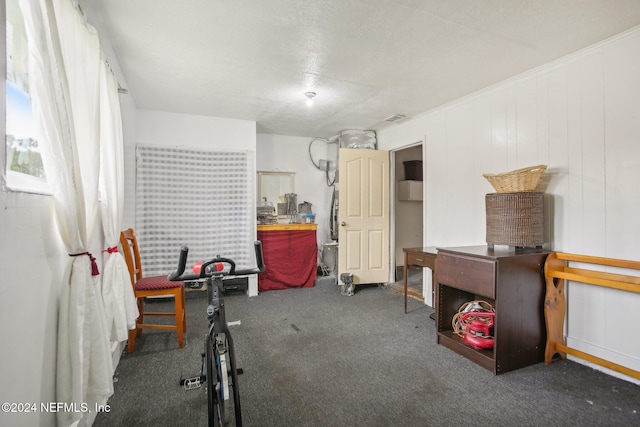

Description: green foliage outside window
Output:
[7,134,46,179]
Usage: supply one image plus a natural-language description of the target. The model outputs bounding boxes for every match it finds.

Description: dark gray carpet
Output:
[94,283,640,426]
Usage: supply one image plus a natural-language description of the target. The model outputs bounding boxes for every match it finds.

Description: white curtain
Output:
[20,0,113,425]
[99,62,138,343]
[136,145,254,275]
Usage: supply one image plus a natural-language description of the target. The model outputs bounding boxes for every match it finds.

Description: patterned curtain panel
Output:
[136,145,254,276]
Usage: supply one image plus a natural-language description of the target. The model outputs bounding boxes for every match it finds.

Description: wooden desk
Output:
[402,247,438,313]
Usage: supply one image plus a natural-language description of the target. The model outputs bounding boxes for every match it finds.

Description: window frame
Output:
[3,0,51,195]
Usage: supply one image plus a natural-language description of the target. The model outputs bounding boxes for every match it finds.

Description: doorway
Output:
[338,148,390,289]
[388,143,424,302]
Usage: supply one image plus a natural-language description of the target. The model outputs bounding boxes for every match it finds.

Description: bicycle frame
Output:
[169,241,265,427]
[206,272,242,425]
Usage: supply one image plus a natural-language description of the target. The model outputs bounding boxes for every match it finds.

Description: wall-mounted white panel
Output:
[514,77,539,164]
[471,96,494,196]
[579,51,607,256]
[546,67,570,250]
[566,58,586,254]
[603,30,640,260]
[425,113,448,246]
[536,74,550,172]
[567,277,607,348]
[488,87,509,173]
[445,102,485,245]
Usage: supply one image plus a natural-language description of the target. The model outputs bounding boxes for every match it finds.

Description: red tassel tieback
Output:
[104,246,118,254]
[69,251,100,276]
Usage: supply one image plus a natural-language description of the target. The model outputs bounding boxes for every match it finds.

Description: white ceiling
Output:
[81,0,640,139]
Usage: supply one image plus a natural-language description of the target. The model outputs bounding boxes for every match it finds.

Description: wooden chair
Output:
[120,228,186,352]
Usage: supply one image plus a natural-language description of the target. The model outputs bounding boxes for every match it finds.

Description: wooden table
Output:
[257,224,317,291]
[402,247,438,313]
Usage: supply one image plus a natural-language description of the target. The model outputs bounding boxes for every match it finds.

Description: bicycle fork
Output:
[179,279,244,391]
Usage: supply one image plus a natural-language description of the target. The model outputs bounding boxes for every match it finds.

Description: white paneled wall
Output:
[378,28,640,383]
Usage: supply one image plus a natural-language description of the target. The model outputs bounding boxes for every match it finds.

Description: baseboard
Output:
[565,337,640,385]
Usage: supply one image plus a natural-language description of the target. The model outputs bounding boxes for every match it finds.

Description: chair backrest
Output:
[120,228,144,286]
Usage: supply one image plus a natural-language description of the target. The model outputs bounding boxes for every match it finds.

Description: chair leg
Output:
[136,298,144,337]
[127,290,186,351]
[176,289,185,348]
[127,328,136,353]
[182,286,187,332]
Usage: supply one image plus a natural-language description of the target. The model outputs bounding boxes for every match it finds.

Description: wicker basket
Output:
[483,165,547,193]
[486,192,544,247]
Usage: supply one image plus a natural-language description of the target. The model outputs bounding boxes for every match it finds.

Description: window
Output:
[5,0,49,194]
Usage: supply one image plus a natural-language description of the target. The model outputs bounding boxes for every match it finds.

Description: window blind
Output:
[135,145,254,276]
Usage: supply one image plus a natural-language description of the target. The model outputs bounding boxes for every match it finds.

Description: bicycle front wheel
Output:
[209,331,241,426]
[205,333,216,427]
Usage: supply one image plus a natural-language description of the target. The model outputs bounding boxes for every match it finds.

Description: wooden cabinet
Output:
[436,246,549,374]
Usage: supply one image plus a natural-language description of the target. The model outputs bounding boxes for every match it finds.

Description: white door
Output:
[338,148,390,285]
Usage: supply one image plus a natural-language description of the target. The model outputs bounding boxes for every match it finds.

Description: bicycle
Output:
[168,241,265,427]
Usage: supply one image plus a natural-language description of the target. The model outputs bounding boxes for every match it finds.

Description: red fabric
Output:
[257,229,317,291]
[69,251,100,276]
[136,276,184,291]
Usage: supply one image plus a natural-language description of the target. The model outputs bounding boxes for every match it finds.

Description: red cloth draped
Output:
[257,229,317,291]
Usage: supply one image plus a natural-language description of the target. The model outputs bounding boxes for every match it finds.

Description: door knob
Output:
[341,221,347,226]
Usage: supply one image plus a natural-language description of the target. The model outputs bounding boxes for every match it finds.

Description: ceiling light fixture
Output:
[384,114,406,122]
[305,91,316,106]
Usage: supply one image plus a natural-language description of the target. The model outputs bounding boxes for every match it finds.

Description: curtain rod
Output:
[104,60,128,94]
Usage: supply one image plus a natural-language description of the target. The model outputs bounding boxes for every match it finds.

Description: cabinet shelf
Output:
[398,180,423,201]
[437,330,495,371]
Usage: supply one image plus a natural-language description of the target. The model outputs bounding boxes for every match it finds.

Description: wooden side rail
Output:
[544,252,640,380]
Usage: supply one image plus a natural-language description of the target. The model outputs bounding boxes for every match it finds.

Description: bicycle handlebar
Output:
[167,240,265,282]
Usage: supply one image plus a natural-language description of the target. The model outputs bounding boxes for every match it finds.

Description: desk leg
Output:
[431,270,436,306]
[403,252,408,313]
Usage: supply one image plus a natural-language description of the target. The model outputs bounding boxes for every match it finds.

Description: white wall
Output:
[0,192,66,427]
[124,110,257,229]
[256,133,335,247]
[378,27,640,384]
